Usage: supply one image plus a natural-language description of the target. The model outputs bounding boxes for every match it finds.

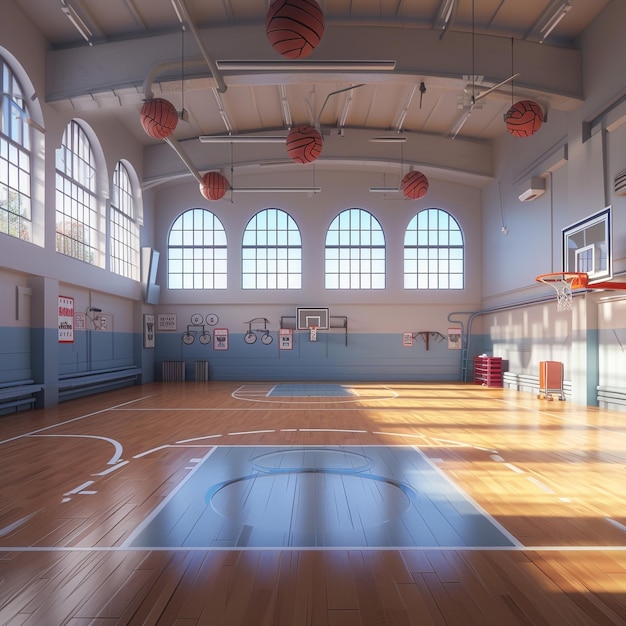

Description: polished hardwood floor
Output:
[1,381,626,625]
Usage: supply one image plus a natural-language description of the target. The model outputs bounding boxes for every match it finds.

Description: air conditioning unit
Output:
[518,177,546,202]
[614,169,626,196]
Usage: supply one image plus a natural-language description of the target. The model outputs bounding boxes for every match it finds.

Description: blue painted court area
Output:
[127,446,519,549]
[268,383,357,397]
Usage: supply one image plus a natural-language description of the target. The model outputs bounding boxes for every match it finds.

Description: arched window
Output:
[110,162,140,280]
[404,208,464,289]
[168,208,227,289]
[325,208,385,289]
[55,120,99,264]
[242,208,301,289]
[0,57,32,241]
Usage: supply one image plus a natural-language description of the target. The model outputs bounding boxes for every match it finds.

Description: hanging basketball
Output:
[401,171,429,200]
[266,0,325,60]
[286,125,323,163]
[504,100,543,137]
[199,172,230,201]
[140,98,178,140]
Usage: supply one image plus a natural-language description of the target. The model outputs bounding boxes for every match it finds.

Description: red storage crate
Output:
[474,356,503,387]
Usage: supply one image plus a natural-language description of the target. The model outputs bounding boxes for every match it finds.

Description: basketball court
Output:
[1,381,626,623]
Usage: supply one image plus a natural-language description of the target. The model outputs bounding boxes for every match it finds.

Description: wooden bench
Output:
[0,379,44,414]
[58,366,142,401]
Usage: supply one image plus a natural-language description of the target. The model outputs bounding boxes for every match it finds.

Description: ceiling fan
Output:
[448,0,519,139]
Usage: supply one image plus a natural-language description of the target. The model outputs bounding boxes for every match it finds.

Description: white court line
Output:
[410,445,523,548]
[298,428,368,433]
[133,445,169,458]
[372,431,427,439]
[121,447,218,548]
[3,544,626,553]
[93,461,129,476]
[228,430,276,436]
[505,463,525,474]
[0,394,156,447]
[176,434,222,444]
[0,511,40,537]
[527,476,556,494]
[32,434,124,465]
[64,481,95,496]
[606,518,626,533]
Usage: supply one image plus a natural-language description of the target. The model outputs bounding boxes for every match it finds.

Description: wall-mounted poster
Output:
[58,296,74,343]
[144,314,155,348]
[448,327,462,350]
[158,313,177,331]
[213,328,229,350]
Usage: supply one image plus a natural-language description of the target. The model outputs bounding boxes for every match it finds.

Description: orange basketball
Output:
[140,98,178,140]
[266,0,325,59]
[505,100,543,138]
[286,125,323,163]
[401,171,429,200]
[199,172,230,201]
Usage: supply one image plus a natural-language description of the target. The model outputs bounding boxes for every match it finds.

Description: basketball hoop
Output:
[535,272,589,311]
[309,325,318,342]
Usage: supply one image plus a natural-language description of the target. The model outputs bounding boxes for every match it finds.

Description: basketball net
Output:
[536,273,588,312]
[309,326,318,342]
[552,279,574,312]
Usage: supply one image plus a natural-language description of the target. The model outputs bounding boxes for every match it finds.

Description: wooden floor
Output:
[1,381,626,625]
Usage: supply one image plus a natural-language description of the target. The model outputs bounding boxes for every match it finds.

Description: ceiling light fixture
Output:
[435,0,458,39]
[216,60,396,72]
[369,136,407,143]
[369,186,400,192]
[199,135,287,143]
[538,1,572,42]
[60,0,93,45]
[524,0,572,43]
[232,187,321,193]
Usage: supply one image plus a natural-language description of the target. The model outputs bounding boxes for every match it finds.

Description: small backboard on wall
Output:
[296,307,329,330]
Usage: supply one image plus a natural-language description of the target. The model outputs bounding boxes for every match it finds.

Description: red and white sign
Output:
[58,296,75,343]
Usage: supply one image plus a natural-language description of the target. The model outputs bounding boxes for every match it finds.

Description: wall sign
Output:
[144,314,155,348]
[158,313,177,331]
[213,328,229,350]
[58,296,74,343]
[448,327,462,350]
[402,332,413,347]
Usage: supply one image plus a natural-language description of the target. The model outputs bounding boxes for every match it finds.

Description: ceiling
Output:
[14,0,611,185]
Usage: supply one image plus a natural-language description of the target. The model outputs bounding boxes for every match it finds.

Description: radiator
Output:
[162,360,185,382]
[195,360,209,382]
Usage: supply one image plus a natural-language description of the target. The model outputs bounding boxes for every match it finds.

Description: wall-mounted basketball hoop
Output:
[536,272,626,311]
[535,272,589,311]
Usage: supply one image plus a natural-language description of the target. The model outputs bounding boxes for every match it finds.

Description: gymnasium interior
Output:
[2,1,626,624]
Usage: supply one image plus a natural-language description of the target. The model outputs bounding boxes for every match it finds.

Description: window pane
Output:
[0,60,32,242]
[110,162,139,279]
[168,208,227,289]
[241,209,301,290]
[325,208,386,290]
[55,121,99,264]
[404,208,464,290]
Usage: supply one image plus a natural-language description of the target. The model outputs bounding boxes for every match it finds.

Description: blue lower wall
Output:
[154,330,465,381]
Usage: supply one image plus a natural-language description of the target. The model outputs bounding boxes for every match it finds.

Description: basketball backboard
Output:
[297,307,329,330]
[562,207,612,284]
